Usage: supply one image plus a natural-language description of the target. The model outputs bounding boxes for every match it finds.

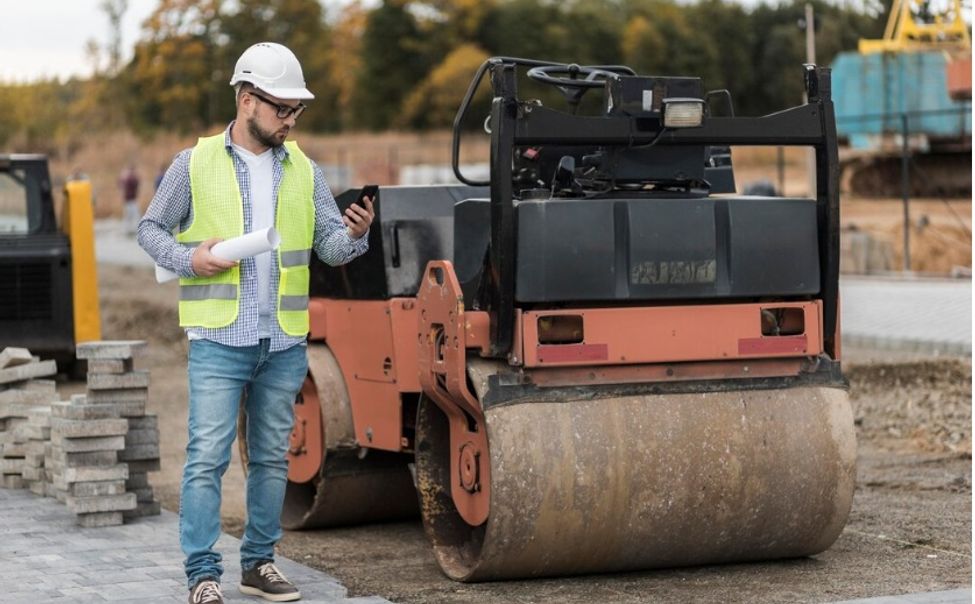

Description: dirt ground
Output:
[75,262,972,604]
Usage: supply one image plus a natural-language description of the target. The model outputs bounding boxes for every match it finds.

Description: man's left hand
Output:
[344,196,375,240]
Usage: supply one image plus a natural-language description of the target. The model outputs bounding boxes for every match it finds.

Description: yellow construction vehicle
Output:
[833,0,972,197]
[0,155,100,372]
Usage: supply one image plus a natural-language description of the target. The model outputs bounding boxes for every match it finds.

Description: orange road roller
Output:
[242,57,855,581]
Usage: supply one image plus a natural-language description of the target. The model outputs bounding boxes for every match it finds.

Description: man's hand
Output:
[191,238,238,277]
[344,196,375,240]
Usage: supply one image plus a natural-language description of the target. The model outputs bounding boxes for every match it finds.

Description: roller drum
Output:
[417,384,856,581]
[241,343,418,530]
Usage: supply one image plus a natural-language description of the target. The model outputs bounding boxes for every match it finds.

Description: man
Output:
[138,42,374,604]
[119,163,140,235]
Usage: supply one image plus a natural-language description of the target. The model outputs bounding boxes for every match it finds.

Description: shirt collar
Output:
[224,121,290,163]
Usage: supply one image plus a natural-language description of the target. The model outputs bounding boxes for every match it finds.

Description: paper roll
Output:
[155,227,282,283]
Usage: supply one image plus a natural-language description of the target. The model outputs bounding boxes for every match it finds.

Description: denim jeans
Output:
[180,338,307,587]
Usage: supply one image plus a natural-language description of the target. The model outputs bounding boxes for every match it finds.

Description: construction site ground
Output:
[57,225,970,603]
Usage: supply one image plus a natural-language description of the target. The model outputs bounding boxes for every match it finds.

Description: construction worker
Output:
[138,42,374,604]
[118,163,140,235]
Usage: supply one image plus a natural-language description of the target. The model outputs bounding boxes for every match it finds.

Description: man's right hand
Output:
[191,238,238,277]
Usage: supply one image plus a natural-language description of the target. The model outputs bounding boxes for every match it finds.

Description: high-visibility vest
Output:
[177,133,315,336]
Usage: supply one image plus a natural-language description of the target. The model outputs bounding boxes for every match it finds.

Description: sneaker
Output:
[239,561,301,602]
[189,579,223,604]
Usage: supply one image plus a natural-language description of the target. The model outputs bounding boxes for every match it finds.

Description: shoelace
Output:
[258,562,289,584]
[193,580,222,603]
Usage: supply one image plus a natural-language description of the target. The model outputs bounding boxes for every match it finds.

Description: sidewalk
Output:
[0,487,389,604]
[840,276,971,355]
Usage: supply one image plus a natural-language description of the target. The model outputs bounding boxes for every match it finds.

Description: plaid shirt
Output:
[138,123,368,351]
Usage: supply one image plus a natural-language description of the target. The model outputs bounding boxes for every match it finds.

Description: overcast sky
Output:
[0,0,369,83]
[0,0,158,82]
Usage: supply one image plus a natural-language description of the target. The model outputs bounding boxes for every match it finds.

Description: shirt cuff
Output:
[348,228,369,257]
[175,245,197,278]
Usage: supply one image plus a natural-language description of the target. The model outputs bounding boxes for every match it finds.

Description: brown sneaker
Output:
[189,579,223,604]
[239,561,301,602]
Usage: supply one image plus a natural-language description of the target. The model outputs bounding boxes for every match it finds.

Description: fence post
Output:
[777,146,785,195]
[900,112,911,272]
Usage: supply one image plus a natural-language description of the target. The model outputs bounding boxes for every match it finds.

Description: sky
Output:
[0,0,159,82]
[0,0,366,83]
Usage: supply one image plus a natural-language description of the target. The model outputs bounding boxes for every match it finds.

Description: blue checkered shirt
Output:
[138,123,368,352]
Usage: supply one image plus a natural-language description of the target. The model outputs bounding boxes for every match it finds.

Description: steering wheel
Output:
[527,64,631,109]
[528,64,626,88]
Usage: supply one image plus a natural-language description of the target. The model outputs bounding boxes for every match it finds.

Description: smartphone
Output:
[354,184,379,207]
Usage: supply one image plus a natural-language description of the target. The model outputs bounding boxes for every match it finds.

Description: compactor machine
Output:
[242,57,855,581]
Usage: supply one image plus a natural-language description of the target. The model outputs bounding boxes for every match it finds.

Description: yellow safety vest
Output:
[177,133,315,336]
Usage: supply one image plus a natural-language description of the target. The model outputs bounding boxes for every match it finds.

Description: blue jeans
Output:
[180,339,307,587]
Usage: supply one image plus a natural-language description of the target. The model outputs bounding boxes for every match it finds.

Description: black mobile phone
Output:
[354,184,378,207]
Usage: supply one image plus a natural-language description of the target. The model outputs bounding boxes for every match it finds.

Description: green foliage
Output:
[0,0,896,144]
[351,0,433,130]
[399,43,491,129]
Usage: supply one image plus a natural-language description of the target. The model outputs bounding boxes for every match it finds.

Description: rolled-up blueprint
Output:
[155,227,282,283]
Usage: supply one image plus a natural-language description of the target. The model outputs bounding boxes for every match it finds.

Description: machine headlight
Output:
[662,98,705,128]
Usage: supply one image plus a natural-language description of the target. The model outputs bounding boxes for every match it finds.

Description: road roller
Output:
[246,57,856,581]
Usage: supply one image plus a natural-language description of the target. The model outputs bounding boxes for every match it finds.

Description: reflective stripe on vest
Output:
[180,284,238,301]
[280,249,311,267]
[177,133,315,335]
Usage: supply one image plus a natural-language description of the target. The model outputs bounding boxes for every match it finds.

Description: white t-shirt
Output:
[233,143,275,338]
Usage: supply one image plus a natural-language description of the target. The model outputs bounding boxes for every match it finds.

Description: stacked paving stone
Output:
[48,391,134,526]
[77,340,162,521]
[0,347,59,489]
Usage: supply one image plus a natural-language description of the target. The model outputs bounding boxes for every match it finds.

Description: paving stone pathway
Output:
[0,487,389,603]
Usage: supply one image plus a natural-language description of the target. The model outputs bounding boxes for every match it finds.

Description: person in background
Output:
[118,163,140,235]
[138,42,374,604]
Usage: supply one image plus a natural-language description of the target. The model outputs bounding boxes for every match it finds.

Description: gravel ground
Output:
[85,264,971,603]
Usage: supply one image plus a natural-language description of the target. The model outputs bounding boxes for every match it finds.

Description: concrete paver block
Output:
[61,464,128,485]
[67,492,137,514]
[119,444,161,461]
[71,480,127,497]
[125,429,160,446]
[76,340,147,360]
[76,511,124,528]
[21,379,57,393]
[51,418,129,438]
[52,401,120,420]
[0,347,32,369]
[85,388,149,404]
[87,359,134,374]
[126,459,162,473]
[0,360,57,386]
[87,370,150,391]
[0,458,25,473]
[51,435,126,453]
[126,473,150,489]
[62,450,119,467]
[123,500,162,519]
[128,415,158,430]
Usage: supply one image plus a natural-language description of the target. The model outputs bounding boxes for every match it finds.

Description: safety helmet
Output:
[229,42,314,100]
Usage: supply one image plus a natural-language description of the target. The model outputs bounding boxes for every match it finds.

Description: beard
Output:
[247,115,289,148]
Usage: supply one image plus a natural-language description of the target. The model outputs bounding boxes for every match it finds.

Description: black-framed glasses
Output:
[248,91,306,120]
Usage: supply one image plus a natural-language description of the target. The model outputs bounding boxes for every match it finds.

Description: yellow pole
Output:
[63,180,102,346]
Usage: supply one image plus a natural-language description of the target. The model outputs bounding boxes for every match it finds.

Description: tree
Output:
[399,43,491,129]
[126,0,223,131]
[351,0,432,130]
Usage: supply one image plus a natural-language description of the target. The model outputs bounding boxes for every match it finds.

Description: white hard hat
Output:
[230,42,314,100]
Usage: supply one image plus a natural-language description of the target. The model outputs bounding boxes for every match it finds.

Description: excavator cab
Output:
[0,155,100,373]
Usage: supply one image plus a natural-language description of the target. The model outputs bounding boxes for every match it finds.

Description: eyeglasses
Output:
[247,91,306,120]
